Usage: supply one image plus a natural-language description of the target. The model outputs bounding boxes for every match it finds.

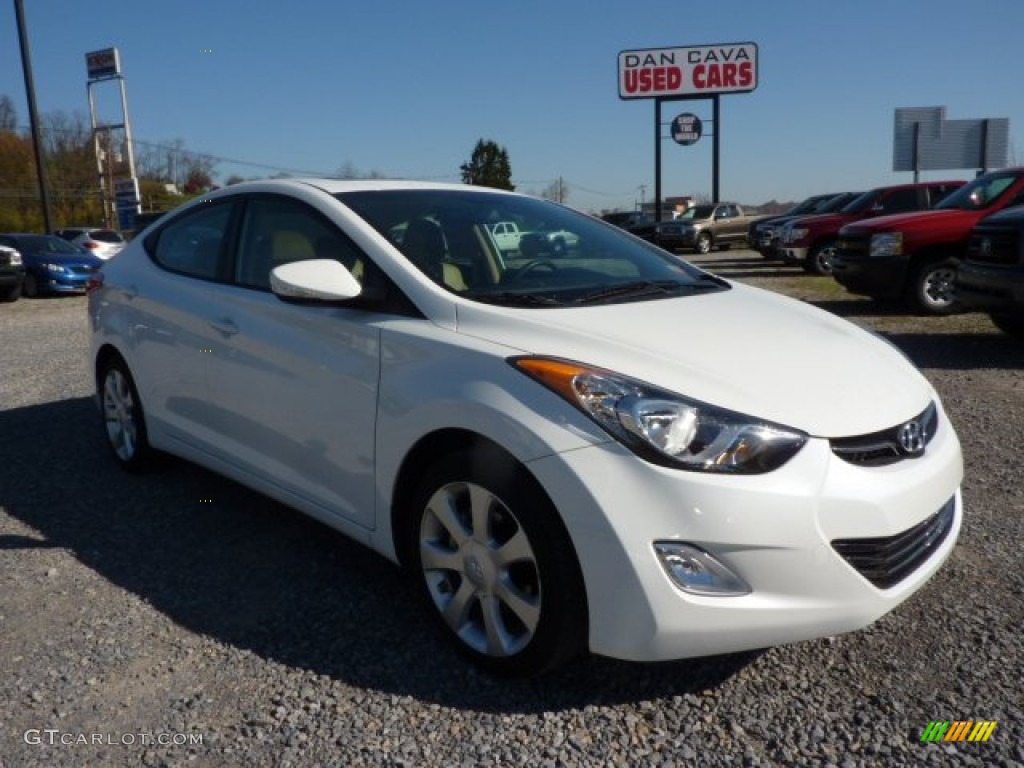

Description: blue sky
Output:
[1,0,1021,213]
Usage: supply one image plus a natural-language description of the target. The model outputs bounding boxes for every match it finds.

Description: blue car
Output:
[0,233,104,297]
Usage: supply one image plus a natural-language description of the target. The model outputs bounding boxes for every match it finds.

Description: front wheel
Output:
[804,241,837,276]
[99,356,153,471]
[1,282,20,302]
[22,273,39,298]
[406,448,587,677]
[906,258,960,315]
[695,232,712,255]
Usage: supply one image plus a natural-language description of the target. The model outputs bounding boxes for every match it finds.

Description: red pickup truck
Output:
[778,180,964,275]
[832,168,1024,313]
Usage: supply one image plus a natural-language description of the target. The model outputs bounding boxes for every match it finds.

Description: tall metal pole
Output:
[13,0,54,232]
[712,94,721,202]
[654,97,662,222]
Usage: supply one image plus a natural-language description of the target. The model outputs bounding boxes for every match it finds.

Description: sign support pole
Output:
[654,98,663,222]
[712,94,721,203]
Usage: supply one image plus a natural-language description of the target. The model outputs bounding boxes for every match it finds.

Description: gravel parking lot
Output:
[1,250,1021,767]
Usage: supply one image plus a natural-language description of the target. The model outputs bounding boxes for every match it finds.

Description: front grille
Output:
[832,496,956,589]
[836,235,869,260]
[830,402,938,466]
[69,264,98,275]
[965,228,1021,266]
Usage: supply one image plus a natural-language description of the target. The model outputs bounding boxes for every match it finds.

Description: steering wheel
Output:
[508,259,557,282]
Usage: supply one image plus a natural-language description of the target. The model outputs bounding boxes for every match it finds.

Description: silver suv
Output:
[53,227,126,260]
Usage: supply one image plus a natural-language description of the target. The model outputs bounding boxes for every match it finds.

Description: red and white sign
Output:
[618,43,758,99]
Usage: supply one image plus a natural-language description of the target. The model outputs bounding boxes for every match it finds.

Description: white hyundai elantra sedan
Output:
[88,179,963,676]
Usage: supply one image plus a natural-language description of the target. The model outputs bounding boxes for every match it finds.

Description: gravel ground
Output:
[1,251,1021,768]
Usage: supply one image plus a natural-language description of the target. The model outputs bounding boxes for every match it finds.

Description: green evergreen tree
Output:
[460,139,514,191]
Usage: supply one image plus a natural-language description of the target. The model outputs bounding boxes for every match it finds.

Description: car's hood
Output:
[840,208,973,235]
[454,282,932,437]
[795,212,853,231]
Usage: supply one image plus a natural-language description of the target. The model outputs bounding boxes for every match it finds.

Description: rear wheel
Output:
[406,448,587,677]
[906,258,960,315]
[99,356,152,471]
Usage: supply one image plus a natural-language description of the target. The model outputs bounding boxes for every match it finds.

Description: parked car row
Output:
[832,167,1024,316]
[777,180,965,276]
[744,168,1024,332]
[0,227,125,302]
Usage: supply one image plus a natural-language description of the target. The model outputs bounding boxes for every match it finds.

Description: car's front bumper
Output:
[656,232,698,250]
[527,400,963,662]
[31,269,95,294]
[955,261,1024,312]
[831,254,908,298]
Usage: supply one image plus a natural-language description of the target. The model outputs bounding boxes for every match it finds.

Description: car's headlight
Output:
[869,232,903,258]
[10,253,22,265]
[788,227,809,242]
[511,357,807,474]
[44,263,67,273]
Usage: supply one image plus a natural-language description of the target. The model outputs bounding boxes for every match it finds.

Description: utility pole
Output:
[13,0,54,232]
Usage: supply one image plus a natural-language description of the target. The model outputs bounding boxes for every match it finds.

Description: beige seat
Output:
[401,218,467,291]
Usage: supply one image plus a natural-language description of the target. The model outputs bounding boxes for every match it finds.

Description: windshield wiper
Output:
[470,292,566,307]
[572,279,720,305]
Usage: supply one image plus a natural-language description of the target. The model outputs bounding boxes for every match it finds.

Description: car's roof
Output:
[213,178,516,197]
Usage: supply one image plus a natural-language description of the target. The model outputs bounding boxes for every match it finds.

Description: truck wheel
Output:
[405,448,587,677]
[906,258,960,315]
[990,313,1024,340]
[804,241,837,276]
[1,283,20,302]
[695,233,712,255]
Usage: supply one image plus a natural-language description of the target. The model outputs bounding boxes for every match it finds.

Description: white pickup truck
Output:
[489,221,525,254]
[489,221,580,257]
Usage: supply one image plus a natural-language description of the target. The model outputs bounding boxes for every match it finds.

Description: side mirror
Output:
[270,259,362,302]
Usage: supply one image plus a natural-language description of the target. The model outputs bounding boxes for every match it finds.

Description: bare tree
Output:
[0,95,17,133]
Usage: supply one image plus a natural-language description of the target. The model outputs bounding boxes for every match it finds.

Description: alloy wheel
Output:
[419,481,542,658]
[103,367,139,462]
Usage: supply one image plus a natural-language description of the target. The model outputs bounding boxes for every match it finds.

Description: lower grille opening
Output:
[831,497,956,589]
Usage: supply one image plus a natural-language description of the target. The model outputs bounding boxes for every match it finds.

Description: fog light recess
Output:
[654,542,750,596]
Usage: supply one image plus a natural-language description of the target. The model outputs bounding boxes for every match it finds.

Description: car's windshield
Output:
[934,173,1021,211]
[16,235,81,254]
[840,189,883,214]
[336,190,727,307]
[89,229,125,243]
[788,196,828,215]
[678,205,715,221]
[819,192,859,213]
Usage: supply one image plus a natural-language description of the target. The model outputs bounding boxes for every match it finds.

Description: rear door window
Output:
[149,203,234,280]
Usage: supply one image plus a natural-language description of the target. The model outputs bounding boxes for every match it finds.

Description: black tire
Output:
[906,258,961,315]
[804,241,837,276]
[405,447,587,677]
[22,273,39,298]
[0,283,20,302]
[695,232,712,255]
[98,355,153,471]
[990,313,1024,340]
